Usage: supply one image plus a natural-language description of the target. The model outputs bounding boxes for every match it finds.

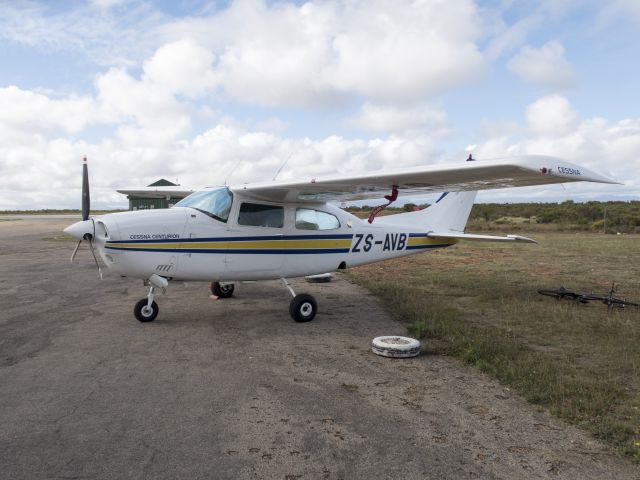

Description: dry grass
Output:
[348,233,640,459]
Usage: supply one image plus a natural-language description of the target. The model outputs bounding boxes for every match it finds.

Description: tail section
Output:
[375,191,477,233]
[374,191,536,243]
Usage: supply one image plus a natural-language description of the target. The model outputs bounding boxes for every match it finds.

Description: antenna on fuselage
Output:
[223,158,243,186]
[272,152,293,181]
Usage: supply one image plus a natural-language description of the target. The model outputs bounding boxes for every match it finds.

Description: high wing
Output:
[231,155,619,203]
[116,186,195,199]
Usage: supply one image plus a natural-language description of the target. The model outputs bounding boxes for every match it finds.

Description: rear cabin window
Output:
[238,203,284,228]
[295,209,341,230]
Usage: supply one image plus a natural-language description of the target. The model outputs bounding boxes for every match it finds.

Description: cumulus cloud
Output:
[95,68,190,138]
[1,1,638,209]
[507,41,575,89]
[347,102,450,135]
[474,95,639,199]
[0,86,95,135]
[1,0,486,106]
[0,117,445,209]
[162,0,486,106]
[142,39,217,98]
[2,91,638,209]
[525,94,577,136]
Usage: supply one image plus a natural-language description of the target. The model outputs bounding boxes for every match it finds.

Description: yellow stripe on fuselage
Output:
[225,239,351,250]
[106,238,352,251]
[407,236,458,247]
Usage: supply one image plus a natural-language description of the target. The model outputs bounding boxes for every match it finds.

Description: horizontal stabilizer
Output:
[427,232,536,243]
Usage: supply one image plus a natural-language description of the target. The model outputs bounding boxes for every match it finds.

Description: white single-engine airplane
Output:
[64,156,618,323]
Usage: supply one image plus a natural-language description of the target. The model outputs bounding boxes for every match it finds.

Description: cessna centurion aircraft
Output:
[64,156,617,323]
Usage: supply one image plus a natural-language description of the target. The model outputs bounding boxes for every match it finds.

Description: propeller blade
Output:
[70,239,82,263]
[87,237,103,280]
[82,156,90,221]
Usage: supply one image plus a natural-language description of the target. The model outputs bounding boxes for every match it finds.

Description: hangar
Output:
[117,179,193,211]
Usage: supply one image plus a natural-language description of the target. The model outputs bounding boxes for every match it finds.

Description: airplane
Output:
[64,155,618,323]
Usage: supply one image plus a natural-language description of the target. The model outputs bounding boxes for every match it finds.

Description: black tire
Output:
[289,294,317,322]
[211,282,234,298]
[134,299,159,322]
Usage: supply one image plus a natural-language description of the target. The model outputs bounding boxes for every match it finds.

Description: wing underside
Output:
[232,155,618,203]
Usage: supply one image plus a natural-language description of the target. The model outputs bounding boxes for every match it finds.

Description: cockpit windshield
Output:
[174,187,233,223]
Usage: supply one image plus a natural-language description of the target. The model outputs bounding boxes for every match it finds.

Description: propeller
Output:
[64,157,102,279]
[82,155,90,221]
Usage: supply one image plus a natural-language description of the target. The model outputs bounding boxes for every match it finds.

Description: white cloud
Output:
[325,0,485,102]
[0,1,165,67]
[254,117,289,134]
[347,102,450,135]
[0,86,95,134]
[1,1,638,209]
[484,14,543,60]
[2,0,486,106]
[598,0,640,25]
[143,39,217,98]
[90,0,128,9]
[507,41,575,89]
[0,108,446,209]
[525,94,577,136]
[475,96,639,197]
[162,0,487,106]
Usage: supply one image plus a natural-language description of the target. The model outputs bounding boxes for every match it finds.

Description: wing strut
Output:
[367,185,398,224]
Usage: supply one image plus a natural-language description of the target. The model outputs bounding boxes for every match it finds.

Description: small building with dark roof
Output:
[117,179,193,211]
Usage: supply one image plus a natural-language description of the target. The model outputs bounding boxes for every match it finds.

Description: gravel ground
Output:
[0,218,637,479]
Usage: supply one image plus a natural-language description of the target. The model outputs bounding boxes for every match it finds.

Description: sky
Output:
[0,0,639,209]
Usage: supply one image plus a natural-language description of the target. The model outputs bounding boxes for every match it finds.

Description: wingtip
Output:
[507,234,537,244]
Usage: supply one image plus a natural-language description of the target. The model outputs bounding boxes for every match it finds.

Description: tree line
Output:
[347,201,640,233]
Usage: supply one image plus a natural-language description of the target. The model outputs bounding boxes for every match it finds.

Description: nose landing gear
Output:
[134,296,159,322]
[134,274,168,323]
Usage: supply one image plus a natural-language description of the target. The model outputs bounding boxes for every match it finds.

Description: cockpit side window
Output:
[295,209,341,230]
[174,187,233,222]
[238,203,284,228]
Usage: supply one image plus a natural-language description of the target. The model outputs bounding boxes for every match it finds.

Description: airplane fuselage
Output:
[92,195,454,282]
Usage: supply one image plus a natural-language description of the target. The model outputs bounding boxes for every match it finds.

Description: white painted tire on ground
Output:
[372,336,421,358]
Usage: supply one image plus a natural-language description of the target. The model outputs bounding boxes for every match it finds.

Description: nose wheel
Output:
[134,276,167,323]
[134,298,159,322]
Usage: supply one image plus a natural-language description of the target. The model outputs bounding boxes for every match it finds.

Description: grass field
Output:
[348,233,640,459]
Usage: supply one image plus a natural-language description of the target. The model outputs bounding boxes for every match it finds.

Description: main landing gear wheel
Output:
[134,299,159,322]
[289,293,317,323]
[211,282,234,298]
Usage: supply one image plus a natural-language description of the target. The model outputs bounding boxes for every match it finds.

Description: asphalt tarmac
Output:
[0,217,637,479]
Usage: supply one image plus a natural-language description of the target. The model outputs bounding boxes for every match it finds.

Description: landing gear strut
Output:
[134,274,167,323]
[282,278,317,322]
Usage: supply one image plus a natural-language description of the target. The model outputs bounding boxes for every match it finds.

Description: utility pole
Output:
[603,206,607,234]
